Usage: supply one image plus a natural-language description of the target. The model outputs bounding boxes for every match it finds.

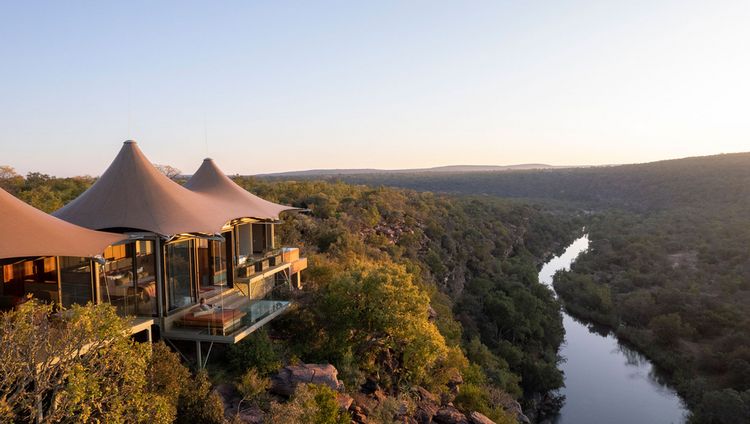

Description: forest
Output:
[308,153,750,423]
[0,166,581,423]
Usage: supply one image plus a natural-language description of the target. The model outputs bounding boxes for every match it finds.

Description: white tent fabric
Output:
[0,188,124,259]
[54,141,229,236]
[184,158,298,221]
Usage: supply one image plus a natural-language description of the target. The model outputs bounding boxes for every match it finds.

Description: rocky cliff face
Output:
[220,363,533,423]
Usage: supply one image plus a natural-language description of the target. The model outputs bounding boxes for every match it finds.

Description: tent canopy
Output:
[54,141,229,236]
[184,158,298,221]
[0,188,124,259]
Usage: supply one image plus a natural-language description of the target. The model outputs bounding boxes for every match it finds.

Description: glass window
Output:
[100,241,158,317]
[211,240,228,287]
[59,257,93,308]
[196,239,228,296]
[1,257,58,305]
[166,240,195,311]
[101,243,134,316]
[134,241,157,316]
[237,223,251,263]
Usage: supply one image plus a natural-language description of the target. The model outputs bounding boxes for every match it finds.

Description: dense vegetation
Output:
[315,153,750,423]
[238,178,580,415]
[310,152,750,212]
[554,207,750,423]
[0,166,581,422]
[0,300,225,423]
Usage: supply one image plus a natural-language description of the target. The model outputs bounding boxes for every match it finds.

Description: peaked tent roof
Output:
[0,188,124,259]
[184,158,298,221]
[54,141,229,236]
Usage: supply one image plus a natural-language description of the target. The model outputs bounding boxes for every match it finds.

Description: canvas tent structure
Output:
[54,140,228,236]
[0,187,126,312]
[0,187,123,259]
[51,140,306,365]
[184,158,299,221]
[184,157,308,302]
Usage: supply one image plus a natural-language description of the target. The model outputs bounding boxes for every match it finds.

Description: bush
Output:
[267,384,350,424]
[175,370,225,424]
[147,342,191,410]
[228,328,282,376]
[236,368,271,414]
[692,389,750,423]
[649,313,687,347]
[0,301,173,423]
[454,383,517,424]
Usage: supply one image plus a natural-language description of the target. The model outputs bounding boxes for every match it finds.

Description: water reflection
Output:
[541,236,687,424]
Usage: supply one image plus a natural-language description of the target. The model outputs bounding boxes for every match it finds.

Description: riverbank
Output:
[541,236,687,424]
[555,290,695,415]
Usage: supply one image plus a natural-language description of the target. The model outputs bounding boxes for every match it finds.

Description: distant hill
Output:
[269,152,750,211]
[258,163,558,177]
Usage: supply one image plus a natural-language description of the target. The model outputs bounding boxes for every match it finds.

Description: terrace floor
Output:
[161,289,290,343]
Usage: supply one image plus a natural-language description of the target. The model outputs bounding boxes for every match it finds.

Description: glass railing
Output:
[173,283,291,337]
[234,248,285,279]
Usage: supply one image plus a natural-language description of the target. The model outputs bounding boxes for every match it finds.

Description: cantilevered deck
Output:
[161,288,290,343]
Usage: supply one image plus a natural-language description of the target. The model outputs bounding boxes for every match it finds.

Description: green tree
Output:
[267,384,350,424]
[0,300,173,423]
[227,328,282,376]
[175,370,225,424]
[312,262,448,388]
[649,313,687,347]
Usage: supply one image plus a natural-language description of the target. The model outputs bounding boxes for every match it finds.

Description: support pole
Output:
[196,340,203,369]
[203,342,214,368]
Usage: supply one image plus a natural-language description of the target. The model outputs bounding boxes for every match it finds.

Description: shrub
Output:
[146,342,191,410]
[267,384,350,424]
[228,328,282,376]
[454,383,517,424]
[0,301,173,423]
[175,370,225,424]
[236,368,271,414]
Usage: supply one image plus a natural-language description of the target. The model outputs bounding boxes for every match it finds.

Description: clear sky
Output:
[1,1,748,176]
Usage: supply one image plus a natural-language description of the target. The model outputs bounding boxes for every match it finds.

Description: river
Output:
[539,235,688,424]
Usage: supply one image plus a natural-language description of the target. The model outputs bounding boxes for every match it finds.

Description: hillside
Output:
[306,152,750,212]
[286,152,750,423]
[0,168,583,422]
[258,163,557,177]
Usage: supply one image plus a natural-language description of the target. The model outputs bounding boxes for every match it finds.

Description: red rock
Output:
[270,363,343,396]
[337,393,354,410]
[434,406,470,424]
[468,411,496,424]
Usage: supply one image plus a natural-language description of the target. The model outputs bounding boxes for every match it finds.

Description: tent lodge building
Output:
[2,140,306,366]
[0,186,143,329]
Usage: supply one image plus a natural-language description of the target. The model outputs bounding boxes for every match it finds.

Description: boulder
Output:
[235,405,265,424]
[270,363,344,397]
[213,383,264,423]
[350,405,368,424]
[468,411,496,424]
[337,393,354,410]
[413,387,439,424]
[434,405,469,424]
[352,392,377,416]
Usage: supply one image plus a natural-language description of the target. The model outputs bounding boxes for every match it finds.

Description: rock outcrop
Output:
[468,411,496,424]
[434,405,470,424]
[270,363,344,397]
[413,386,439,423]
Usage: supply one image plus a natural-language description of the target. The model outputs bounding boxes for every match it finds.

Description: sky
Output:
[1,1,749,176]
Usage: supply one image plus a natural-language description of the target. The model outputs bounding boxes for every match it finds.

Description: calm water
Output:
[540,235,688,424]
